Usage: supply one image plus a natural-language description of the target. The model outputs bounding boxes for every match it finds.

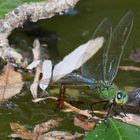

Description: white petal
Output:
[53,37,104,81]
[27,60,41,69]
[39,60,52,91]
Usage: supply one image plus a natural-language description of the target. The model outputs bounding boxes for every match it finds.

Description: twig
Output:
[33,96,93,118]
[119,66,140,71]
[33,97,140,127]
[0,0,79,65]
[30,39,41,99]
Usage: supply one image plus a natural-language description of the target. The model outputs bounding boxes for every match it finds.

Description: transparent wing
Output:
[105,11,133,84]
[53,36,104,82]
[81,18,112,81]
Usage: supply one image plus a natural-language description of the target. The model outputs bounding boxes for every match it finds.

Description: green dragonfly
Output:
[68,11,133,113]
[4,11,133,113]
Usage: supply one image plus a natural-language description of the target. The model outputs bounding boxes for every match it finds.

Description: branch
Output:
[0,0,79,65]
[33,96,93,118]
[30,39,41,99]
[119,66,140,71]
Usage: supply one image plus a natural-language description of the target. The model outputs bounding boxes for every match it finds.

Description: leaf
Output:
[37,131,83,140]
[10,118,76,140]
[84,119,140,140]
[0,63,24,102]
[33,118,62,135]
[10,122,34,139]
[114,114,140,127]
[53,37,104,81]
[0,0,44,19]
[74,116,96,131]
[10,122,28,132]
[39,60,52,91]
[7,48,25,65]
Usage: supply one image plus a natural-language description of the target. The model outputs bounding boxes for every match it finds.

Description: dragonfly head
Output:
[115,90,128,105]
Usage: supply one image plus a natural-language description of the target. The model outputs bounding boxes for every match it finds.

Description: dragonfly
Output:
[2,11,133,114]
[1,26,105,104]
[62,11,134,116]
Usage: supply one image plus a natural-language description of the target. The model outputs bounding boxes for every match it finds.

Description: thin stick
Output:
[119,66,140,71]
[34,96,92,118]
[30,39,41,99]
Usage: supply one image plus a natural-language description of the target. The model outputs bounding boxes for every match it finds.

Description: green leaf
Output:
[84,119,140,140]
[0,0,44,19]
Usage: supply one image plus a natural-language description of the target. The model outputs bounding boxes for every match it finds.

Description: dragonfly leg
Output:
[104,119,110,131]
[103,101,115,130]
[105,103,126,119]
[105,102,114,120]
[112,105,127,118]
[89,105,96,118]
[103,101,110,110]
[112,107,120,116]
[121,105,127,117]
[56,84,66,111]
[90,100,109,108]
[89,100,109,117]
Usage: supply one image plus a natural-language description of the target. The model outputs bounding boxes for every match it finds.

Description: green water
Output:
[0,0,140,139]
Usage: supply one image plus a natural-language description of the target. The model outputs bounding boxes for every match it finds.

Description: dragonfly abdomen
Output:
[70,73,96,85]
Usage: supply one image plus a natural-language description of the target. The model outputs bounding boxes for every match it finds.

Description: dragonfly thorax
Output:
[98,84,128,105]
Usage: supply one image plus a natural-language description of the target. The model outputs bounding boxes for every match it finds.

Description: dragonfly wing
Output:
[52,37,104,82]
[105,11,133,84]
[27,60,41,69]
[39,60,52,91]
[81,18,112,81]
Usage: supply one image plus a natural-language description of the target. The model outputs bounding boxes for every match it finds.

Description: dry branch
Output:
[30,39,41,99]
[33,96,93,118]
[119,66,140,71]
[0,0,79,65]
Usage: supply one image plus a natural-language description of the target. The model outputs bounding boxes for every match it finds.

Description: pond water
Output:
[0,0,140,139]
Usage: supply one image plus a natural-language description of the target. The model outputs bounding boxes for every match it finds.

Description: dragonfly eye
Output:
[116,91,122,100]
[115,90,128,105]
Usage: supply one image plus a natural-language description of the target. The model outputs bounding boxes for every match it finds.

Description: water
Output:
[0,0,140,139]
